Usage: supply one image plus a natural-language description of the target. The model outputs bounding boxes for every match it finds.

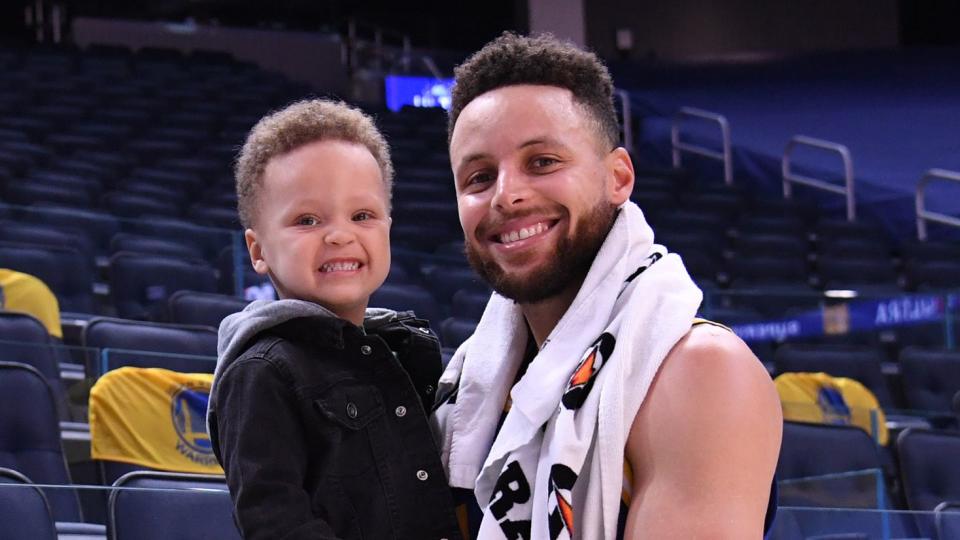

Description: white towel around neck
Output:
[431,201,702,540]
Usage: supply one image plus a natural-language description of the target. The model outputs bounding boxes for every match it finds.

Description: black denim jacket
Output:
[208,313,461,540]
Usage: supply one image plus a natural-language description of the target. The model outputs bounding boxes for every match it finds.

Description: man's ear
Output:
[244,229,270,275]
[606,147,635,205]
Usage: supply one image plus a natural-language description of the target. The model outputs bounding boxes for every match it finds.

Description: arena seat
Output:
[102,191,182,219]
[370,283,443,326]
[420,264,487,305]
[897,429,960,511]
[0,221,93,254]
[0,467,57,540]
[19,206,119,255]
[898,347,960,415]
[82,317,217,374]
[109,233,205,261]
[0,312,69,417]
[439,317,478,349]
[774,344,894,408]
[108,471,240,540]
[935,502,960,540]
[0,362,82,523]
[108,252,218,320]
[451,288,489,320]
[167,290,249,328]
[0,241,94,313]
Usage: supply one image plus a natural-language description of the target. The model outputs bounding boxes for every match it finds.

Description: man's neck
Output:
[520,283,581,348]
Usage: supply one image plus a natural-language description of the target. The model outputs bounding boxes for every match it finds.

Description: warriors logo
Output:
[561,333,616,410]
[171,382,215,464]
[547,464,577,539]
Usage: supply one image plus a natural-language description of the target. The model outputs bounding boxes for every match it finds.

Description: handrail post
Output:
[782,135,856,221]
[671,107,733,186]
[615,89,633,153]
[915,168,960,240]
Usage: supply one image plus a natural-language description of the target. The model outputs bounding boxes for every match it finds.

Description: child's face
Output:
[245,139,391,325]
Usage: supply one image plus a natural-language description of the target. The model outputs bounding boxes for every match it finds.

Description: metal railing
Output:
[615,89,633,153]
[915,168,960,240]
[782,135,856,221]
[671,107,733,186]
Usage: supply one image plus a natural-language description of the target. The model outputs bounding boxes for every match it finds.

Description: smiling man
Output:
[431,33,782,540]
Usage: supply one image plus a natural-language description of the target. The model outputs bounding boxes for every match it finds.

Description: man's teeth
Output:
[499,222,547,244]
[321,261,360,272]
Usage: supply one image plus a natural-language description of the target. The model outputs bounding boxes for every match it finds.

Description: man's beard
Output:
[465,201,619,304]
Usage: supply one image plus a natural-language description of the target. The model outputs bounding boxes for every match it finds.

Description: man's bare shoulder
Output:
[638,322,782,443]
[623,323,782,537]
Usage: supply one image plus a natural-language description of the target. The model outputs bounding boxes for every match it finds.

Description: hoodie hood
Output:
[207,298,402,431]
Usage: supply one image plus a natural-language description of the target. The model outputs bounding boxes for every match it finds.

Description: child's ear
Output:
[244,229,270,275]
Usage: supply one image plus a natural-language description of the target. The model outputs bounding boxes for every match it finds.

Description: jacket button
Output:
[416,469,429,481]
[346,402,358,418]
[424,385,434,394]
[360,345,372,355]
[395,406,407,417]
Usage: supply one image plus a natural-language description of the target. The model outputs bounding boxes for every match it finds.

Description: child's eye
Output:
[296,216,318,226]
[352,211,373,222]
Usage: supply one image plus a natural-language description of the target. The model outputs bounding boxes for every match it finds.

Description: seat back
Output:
[0,467,57,540]
[899,347,960,413]
[897,429,960,511]
[774,344,894,407]
[167,291,250,328]
[0,362,81,522]
[108,471,240,540]
[109,252,218,320]
[0,241,94,312]
[370,284,443,326]
[440,317,478,349]
[83,318,217,374]
[0,312,67,416]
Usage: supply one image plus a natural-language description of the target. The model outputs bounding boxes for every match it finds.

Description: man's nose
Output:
[490,168,532,210]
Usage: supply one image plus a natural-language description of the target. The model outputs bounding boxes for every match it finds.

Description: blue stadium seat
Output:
[451,288,489,320]
[369,283,443,326]
[420,264,487,304]
[0,312,69,417]
[167,290,249,328]
[0,467,57,540]
[109,232,205,262]
[6,181,95,208]
[19,206,119,254]
[815,258,901,294]
[440,317,477,349]
[0,362,82,523]
[108,471,240,540]
[82,317,217,374]
[897,429,960,511]
[936,502,960,540]
[774,344,894,407]
[899,348,960,415]
[0,221,94,254]
[904,259,960,291]
[102,191,182,219]
[0,241,94,313]
[108,252,218,320]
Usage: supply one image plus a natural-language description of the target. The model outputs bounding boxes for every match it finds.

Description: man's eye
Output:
[296,216,318,226]
[467,172,493,186]
[532,157,558,168]
[352,211,372,222]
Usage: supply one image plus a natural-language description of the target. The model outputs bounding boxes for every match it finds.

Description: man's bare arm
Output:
[623,324,782,539]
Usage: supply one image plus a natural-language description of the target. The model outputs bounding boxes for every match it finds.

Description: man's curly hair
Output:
[448,32,619,150]
[235,99,393,229]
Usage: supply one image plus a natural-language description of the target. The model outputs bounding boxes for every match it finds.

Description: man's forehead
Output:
[450,85,589,152]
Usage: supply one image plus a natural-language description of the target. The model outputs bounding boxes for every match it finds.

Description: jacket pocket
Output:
[313,381,385,430]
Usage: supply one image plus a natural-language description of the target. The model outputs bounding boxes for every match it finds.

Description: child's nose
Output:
[324,226,355,245]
